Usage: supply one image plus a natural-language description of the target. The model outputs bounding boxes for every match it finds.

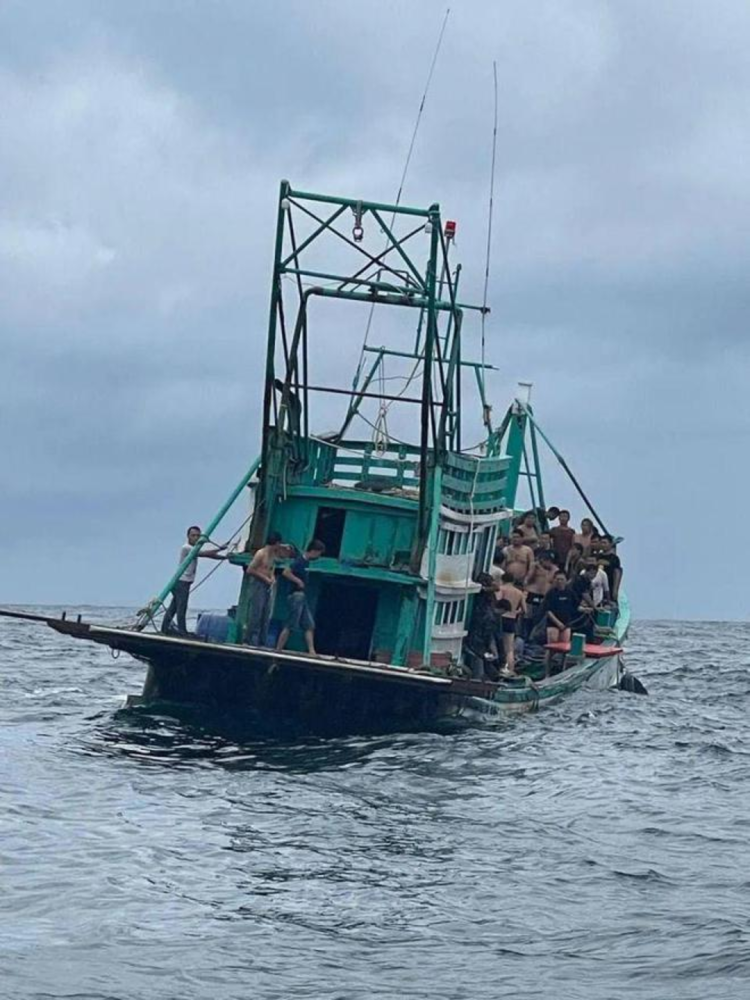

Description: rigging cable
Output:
[480,61,499,409]
[351,6,451,392]
[131,510,255,632]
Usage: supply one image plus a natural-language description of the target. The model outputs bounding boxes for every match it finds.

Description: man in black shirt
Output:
[540,571,578,647]
[593,535,622,601]
[540,570,583,677]
[569,563,596,605]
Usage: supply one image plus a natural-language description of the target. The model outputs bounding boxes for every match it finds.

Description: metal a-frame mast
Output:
[252,181,491,562]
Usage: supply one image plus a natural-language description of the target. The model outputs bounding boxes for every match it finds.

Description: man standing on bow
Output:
[161,526,228,635]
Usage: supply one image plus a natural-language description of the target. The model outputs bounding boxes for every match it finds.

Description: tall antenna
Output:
[393,6,451,212]
[352,8,451,393]
[480,60,499,412]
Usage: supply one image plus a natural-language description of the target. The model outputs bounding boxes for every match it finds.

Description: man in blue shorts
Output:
[275,539,326,654]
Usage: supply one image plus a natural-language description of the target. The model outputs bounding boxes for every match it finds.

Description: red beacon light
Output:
[444,220,457,241]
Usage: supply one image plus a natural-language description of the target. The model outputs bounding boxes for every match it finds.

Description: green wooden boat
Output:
[1,183,633,735]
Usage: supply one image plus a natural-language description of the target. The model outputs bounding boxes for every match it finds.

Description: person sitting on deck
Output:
[161,526,228,636]
[565,541,585,580]
[495,572,527,675]
[574,517,599,555]
[592,535,622,602]
[245,532,291,647]
[550,509,576,568]
[503,530,535,587]
[276,539,326,655]
[568,564,600,641]
[540,570,578,658]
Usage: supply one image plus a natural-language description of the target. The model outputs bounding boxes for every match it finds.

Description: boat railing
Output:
[440,452,512,514]
[294,437,422,490]
[291,438,513,504]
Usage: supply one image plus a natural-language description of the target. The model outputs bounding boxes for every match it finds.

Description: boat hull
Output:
[137,643,462,736]
[41,592,630,736]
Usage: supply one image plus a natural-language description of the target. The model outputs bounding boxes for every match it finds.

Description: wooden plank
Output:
[441,472,508,496]
[445,452,511,474]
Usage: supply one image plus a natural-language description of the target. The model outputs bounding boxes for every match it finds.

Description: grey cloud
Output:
[2,0,750,619]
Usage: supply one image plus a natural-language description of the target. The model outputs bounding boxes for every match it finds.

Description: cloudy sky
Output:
[1,0,748,620]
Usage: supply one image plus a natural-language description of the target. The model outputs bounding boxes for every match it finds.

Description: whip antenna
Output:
[352,7,451,393]
[393,6,451,213]
[480,60,499,411]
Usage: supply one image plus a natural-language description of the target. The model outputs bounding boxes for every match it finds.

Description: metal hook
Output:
[352,201,364,242]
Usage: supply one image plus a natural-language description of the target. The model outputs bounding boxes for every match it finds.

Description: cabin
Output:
[230,437,512,669]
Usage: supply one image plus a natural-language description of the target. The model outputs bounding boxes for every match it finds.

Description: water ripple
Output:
[1,614,749,999]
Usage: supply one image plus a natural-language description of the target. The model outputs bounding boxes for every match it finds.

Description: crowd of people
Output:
[466,506,623,681]
[160,506,622,683]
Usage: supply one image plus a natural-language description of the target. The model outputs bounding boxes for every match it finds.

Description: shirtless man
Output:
[574,517,598,554]
[516,511,540,548]
[524,551,557,635]
[526,551,557,600]
[550,509,576,568]
[502,530,535,587]
[495,572,527,674]
[245,531,291,646]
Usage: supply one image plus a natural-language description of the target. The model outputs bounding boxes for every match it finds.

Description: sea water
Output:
[1,610,748,1000]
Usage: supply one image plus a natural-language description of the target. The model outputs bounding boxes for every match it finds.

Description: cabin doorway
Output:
[315,581,378,661]
[313,506,346,558]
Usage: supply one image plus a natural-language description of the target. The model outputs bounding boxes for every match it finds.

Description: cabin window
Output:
[439,525,471,556]
[472,524,498,578]
[313,506,346,558]
[434,598,466,627]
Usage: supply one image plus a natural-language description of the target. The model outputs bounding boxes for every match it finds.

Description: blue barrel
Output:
[196,613,232,643]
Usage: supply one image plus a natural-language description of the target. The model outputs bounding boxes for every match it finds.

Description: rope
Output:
[126,511,255,632]
[372,356,390,452]
[517,403,613,538]
[462,455,483,616]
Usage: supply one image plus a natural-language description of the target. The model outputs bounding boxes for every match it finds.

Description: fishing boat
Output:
[1,183,634,735]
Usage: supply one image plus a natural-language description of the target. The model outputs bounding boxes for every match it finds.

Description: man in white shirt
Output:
[161,526,227,635]
[590,563,610,607]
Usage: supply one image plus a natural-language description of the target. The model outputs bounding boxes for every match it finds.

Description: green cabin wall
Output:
[267,491,417,570]
[233,439,519,664]
[234,489,421,659]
